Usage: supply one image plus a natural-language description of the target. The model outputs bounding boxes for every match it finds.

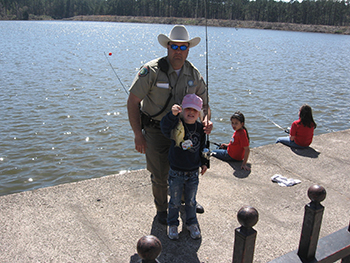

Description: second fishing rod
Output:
[104,51,129,96]
[257,112,290,134]
[201,0,212,165]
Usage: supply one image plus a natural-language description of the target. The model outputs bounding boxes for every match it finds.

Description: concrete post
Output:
[343,221,350,263]
[342,255,350,263]
[297,185,326,261]
[137,235,162,263]
[232,206,259,263]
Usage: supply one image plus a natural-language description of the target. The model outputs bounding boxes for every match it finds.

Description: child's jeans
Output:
[211,149,236,162]
[167,168,199,227]
[276,137,308,149]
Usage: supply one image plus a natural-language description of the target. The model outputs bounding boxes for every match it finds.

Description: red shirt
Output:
[227,129,249,161]
[290,120,315,147]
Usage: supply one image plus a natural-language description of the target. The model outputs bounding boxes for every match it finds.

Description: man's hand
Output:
[202,120,213,134]
[135,133,147,154]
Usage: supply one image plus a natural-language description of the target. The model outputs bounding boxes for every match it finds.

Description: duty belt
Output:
[148,119,161,129]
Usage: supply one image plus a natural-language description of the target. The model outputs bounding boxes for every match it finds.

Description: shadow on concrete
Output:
[228,161,251,178]
[291,147,321,158]
[211,156,251,178]
[129,253,140,263]
[130,206,202,263]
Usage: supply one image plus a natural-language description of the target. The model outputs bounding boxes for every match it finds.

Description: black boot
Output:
[156,211,167,225]
[196,203,204,214]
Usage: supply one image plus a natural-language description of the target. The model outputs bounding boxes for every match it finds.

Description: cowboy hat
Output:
[158,25,201,48]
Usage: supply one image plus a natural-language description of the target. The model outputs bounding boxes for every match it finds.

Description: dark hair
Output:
[230,111,250,141]
[299,104,317,129]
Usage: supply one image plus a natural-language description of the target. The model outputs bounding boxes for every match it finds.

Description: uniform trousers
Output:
[144,125,172,212]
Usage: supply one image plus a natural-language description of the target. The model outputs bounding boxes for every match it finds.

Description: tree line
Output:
[1,0,349,26]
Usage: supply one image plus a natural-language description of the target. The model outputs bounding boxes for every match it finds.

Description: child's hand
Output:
[201,165,208,175]
[172,104,182,116]
[241,164,251,171]
[219,144,228,149]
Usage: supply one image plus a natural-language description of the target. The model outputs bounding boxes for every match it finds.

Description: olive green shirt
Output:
[129,57,208,122]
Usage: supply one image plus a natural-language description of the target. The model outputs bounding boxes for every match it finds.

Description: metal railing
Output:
[233,185,350,263]
[135,185,350,263]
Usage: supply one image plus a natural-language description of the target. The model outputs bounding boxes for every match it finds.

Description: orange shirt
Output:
[227,129,249,161]
[290,120,315,147]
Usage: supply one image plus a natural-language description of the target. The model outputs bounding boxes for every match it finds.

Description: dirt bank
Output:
[64,15,350,35]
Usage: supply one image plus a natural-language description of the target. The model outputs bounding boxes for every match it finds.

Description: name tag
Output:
[156,82,169,89]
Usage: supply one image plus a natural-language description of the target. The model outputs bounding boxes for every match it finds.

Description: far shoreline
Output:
[62,15,350,35]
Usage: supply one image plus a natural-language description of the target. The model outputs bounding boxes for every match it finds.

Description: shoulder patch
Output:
[138,66,149,77]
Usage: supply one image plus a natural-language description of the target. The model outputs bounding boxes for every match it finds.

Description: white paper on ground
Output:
[271,174,301,187]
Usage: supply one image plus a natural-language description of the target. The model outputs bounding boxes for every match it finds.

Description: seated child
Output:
[276,104,317,148]
[160,94,208,240]
[211,111,251,171]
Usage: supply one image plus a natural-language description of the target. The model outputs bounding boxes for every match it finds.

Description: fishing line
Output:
[257,112,289,134]
[104,52,129,95]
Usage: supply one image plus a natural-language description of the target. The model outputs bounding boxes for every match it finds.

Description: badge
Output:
[138,66,149,77]
[188,80,194,87]
[182,139,193,150]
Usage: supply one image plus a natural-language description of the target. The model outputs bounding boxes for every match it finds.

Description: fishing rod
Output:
[259,113,289,134]
[202,0,211,165]
[104,52,129,95]
[210,141,221,147]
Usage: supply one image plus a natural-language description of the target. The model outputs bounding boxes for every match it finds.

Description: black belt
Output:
[148,119,161,129]
[141,111,161,129]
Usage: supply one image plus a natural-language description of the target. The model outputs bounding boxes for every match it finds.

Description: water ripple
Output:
[1,21,349,196]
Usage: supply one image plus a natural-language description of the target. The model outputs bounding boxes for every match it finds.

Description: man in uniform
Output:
[127,25,212,225]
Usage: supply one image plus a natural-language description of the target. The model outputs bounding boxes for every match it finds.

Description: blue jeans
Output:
[211,149,236,162]
[276,137,308,149]
[167,168,199,226]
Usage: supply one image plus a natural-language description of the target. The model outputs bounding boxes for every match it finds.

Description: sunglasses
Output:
[170,44,188,51]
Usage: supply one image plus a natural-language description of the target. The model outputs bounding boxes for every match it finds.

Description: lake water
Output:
[1,21,349,196]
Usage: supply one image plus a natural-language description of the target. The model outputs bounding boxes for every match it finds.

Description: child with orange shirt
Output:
[211,111,250,171]
[276,104,317,148]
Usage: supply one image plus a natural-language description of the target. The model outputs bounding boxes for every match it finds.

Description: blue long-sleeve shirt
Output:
[161,111,207,171]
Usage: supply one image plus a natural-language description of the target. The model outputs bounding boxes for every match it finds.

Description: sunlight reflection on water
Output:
[0,21,349,195]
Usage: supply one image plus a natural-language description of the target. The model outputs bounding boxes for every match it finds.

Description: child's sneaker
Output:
[187,224,201,239]
[168,225,179,240]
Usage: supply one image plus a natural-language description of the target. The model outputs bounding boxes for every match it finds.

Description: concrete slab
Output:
[1,130,349,263]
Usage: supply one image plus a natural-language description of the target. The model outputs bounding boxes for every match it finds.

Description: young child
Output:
[211,111,251,171]
[160,93,208,240]
[276,104,317,148]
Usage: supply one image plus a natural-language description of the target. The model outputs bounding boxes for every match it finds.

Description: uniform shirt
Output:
[227,129,249,161]
[129,57,208,122]
[290,119,315,147]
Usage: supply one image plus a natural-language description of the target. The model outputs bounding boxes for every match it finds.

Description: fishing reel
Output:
[202,148,211,160]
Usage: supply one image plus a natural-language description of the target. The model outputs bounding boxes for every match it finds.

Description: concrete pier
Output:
[1,129,349,263]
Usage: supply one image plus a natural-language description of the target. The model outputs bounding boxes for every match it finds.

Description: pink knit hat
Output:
[182,94,203,112]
